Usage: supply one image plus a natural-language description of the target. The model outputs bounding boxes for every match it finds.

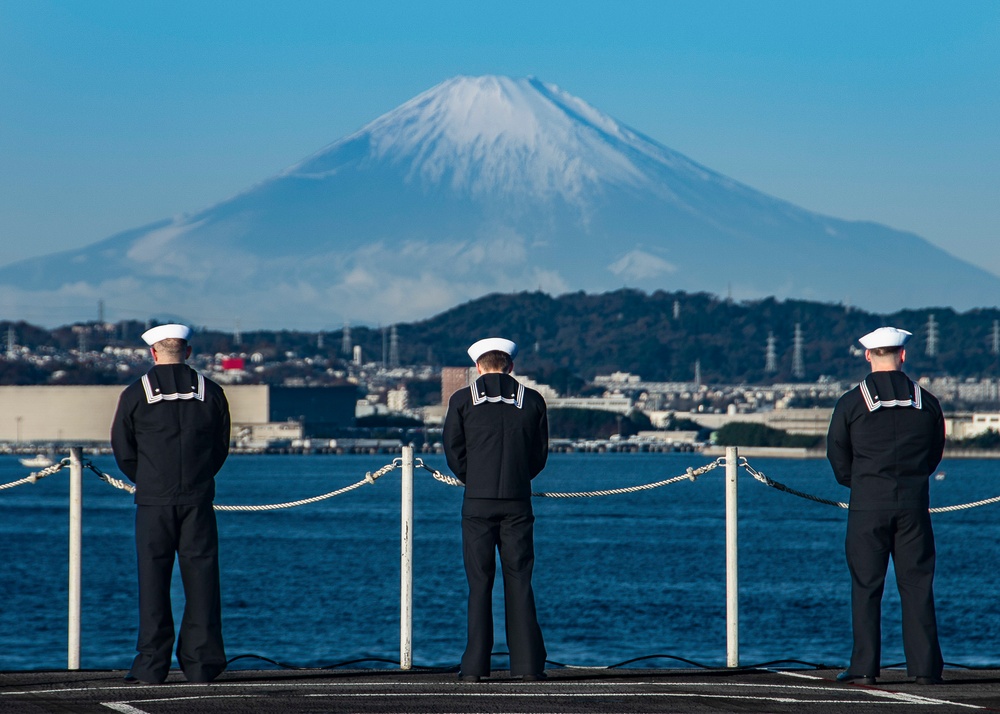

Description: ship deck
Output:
[3,667,999,713]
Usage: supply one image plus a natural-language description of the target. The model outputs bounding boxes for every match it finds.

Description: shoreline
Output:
[704,446,1000,459]
[6,445,1000,459]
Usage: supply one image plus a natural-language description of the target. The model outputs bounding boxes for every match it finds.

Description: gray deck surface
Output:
[3,667,1000,713]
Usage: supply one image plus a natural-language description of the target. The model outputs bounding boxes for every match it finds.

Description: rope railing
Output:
[10,444,1000,673]
[0,458,70,490]
[738,456,1000,513]
[738,458,849,509]
[84,459,399,511]
[9,451,1000,514]
[928,495,1000,513]
[414,456,725,497]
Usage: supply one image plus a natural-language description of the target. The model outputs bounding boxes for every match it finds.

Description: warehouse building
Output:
[0,384,358,445]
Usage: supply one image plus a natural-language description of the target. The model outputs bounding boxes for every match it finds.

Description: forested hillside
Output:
[364,290,1000,387]
[5,289,1000,389]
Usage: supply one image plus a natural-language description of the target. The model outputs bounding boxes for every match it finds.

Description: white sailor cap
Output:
[859,326,912,350]
[141,323,192,346]
[467,337,518,363]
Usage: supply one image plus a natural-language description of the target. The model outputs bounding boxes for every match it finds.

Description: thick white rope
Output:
[0,459,69,490]
[415,457,724,497]
[929,495,1000,513]
[87,460,398,511]
[739,457,1000,513]
[0,475,43,490]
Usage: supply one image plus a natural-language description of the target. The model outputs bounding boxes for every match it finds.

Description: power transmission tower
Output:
[389,325,400,368]
[342,323,352,356]
[926,314,938,357]
[765,332,778,373]
[792,323,805,379]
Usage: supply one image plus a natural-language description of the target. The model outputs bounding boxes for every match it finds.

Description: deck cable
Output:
[224,652,1000,672]
[738,457,1000,512]
[225,653,453,671]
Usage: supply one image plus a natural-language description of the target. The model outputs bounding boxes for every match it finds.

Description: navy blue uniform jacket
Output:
[827,370,945,510]
[443,373,548,500]
[111,364,230,506]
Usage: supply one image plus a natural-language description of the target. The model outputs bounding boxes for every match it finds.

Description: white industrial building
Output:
[0,384,356,445]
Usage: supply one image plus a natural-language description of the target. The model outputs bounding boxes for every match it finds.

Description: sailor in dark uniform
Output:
[827,326,945,686]
[111,323,231,684]
[443,337,548,682]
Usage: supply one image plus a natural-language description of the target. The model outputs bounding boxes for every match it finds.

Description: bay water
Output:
[2,452,999,672]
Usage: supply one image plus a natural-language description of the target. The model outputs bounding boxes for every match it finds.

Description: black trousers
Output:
[132,503,226,683]
[461,498,546,677]
[845,508,943,678]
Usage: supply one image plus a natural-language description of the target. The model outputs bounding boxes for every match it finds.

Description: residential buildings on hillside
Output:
[3,336,1000,447]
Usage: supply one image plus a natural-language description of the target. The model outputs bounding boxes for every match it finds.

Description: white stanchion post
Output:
[400,446,414,670]
[725,446,739,668]
[68,447,82,670]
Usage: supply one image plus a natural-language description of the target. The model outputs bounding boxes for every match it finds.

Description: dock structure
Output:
[2,667,999,713]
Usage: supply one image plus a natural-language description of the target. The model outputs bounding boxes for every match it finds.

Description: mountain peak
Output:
[289,75,650,199]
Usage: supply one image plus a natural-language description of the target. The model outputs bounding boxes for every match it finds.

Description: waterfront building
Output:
[0,384,357,445]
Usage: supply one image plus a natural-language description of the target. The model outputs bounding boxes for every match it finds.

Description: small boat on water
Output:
[19,454,54,468]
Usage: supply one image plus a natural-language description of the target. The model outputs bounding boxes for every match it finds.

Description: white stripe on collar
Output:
[141,372,206,404]
[860,378,922,412]
[470,380,524,409]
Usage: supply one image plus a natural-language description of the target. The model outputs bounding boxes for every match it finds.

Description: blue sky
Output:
[2,1,999,278]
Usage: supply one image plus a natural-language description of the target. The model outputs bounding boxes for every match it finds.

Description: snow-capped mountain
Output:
[2,75,997,329]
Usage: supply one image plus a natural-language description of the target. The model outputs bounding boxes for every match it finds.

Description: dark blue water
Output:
[1,453,999,672]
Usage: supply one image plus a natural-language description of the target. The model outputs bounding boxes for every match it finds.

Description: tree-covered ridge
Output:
[4,289,1000,388]
[376,290,1000,386]
[713,422,824,449]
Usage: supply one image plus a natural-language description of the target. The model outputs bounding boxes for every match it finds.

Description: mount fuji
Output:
[2,75,998,328]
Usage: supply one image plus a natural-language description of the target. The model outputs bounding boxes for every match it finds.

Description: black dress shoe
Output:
[123,674,152,685]
[458,673,482,682]
[915,676,943,685]
[836,671,876,685]
[521,672,547,681]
